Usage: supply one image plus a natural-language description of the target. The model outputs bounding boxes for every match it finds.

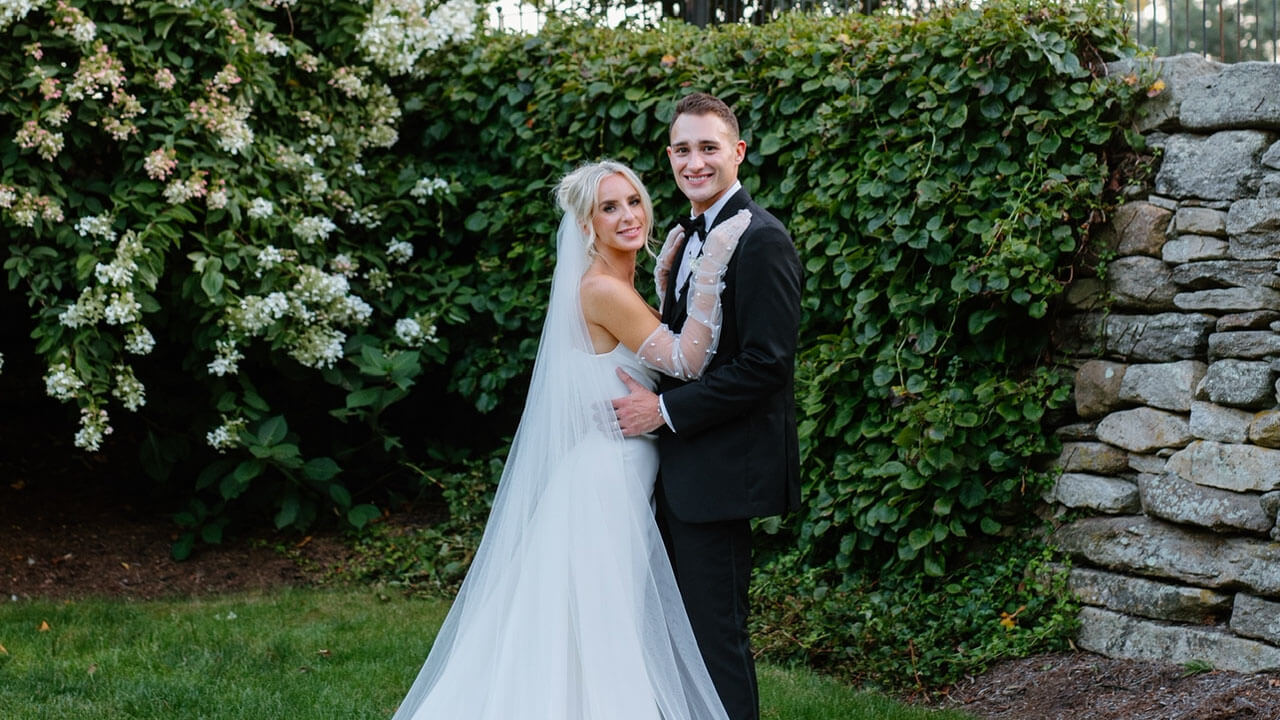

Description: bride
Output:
[390,160,749,720]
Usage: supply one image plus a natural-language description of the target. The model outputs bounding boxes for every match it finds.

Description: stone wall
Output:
[1049,55,1280,673]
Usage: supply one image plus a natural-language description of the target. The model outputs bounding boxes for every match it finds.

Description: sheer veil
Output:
[391,215,729,720]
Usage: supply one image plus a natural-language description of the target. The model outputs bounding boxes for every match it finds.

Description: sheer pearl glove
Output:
[638,209,751,380]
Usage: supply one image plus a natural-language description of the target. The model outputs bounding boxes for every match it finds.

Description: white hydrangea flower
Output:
[207,186,229,210]
[74,406,113,452]
[206,416,247,452]
[104,291,142,325]
[410,176,449,202]
[289,325,346,369]
[254,31,289,57]
[207,338,244,377]
[143,147,178,179]
[232,292,289,334]
[124,325,155,355]
[75,214,117,242]
[59,287,106,328]
[0,0,41,31]
[247,197,274,219]
[292,215,338,244]
[336,295,373,325]
[94,259,136,287]
[386,238,413,264]
[255,245,283,276]
[44,362,85,400]
[358,0,477,77]
[303,170,328,197]
[349,207,381,229]
[394,317,423,345]
[111,365,146,411]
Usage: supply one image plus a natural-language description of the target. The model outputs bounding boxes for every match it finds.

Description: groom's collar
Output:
[692,180,743,232]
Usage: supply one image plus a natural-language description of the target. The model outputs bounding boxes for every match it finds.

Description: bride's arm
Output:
[581,210,749,380]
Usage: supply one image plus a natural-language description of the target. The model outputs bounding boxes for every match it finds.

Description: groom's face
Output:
[667,112,745,215]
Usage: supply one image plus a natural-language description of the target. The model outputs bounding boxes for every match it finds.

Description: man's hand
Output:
[612,367,664,437]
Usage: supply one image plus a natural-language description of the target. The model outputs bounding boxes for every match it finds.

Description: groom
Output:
[613,92,802,720]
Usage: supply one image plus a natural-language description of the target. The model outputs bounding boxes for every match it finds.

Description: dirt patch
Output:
[942,652,1280,720]
[0,426,349,600]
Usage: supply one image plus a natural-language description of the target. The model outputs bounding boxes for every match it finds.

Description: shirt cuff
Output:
[658,394,677,433]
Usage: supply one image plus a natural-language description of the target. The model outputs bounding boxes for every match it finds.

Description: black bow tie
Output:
[677,214,706,239]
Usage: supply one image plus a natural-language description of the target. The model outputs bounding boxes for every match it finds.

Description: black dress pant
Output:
[656,488,757,720]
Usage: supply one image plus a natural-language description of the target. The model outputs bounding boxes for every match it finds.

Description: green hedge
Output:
[1,0,1143,578]
[405,2,1142,575]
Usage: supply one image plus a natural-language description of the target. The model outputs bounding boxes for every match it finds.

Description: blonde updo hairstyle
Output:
[554,160,655,258]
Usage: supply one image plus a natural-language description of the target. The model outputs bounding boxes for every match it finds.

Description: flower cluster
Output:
[50,0,96,45]
[1,185,64,227]
[410,176,449,201]
[292,215,337,243]
[163,171,209,204]
[74,405,113,451]
[395,316,439,346]
[0,0,41,31]
[358,0,477,77]
[207,338,244,376]
[124,325,155,355]
[153,67,176,90]
[111,364,146,411]
[44,362,85,400]
[144,147,178,180]
[66,43,126,102]
[75,213,117,242]
[206,416,247,452]
[254,31,288,57]
[248,197,275,219]
[188,87,254,155]
[329,66,367,98]
[386,238,413,264]
[93,231,144,287]
[15,120,64,161]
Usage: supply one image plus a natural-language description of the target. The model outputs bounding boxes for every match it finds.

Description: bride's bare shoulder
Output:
[579,270,632,305]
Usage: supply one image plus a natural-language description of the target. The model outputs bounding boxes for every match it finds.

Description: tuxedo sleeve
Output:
[661,224,801,436]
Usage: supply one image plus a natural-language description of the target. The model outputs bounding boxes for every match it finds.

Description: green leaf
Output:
[328,483,352,508]
[259,416,287,446]
[347,503,380,529]
[304,457,342,482]
[275,494,300,529]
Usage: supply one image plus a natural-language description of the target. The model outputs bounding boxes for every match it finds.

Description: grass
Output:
[0,588,974,720]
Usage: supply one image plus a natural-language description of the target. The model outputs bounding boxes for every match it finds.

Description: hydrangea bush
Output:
[1,0,477,555]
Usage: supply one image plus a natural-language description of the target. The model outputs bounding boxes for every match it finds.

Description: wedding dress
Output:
[390,213,744,720]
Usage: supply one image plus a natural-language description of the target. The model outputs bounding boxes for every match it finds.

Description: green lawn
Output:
[0,588,973,719]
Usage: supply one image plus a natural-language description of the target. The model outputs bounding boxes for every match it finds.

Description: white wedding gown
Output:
[391,343,729,720]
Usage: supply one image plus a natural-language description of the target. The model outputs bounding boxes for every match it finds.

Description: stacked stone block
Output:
[1050,55,1280,672]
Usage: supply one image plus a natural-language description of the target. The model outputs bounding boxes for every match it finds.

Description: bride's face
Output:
[591,174,648,254]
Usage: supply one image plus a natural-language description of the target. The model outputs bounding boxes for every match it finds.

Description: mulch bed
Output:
[941,652,1280,720]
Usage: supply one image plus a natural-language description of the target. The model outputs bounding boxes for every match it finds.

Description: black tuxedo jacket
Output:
[658,187,802,524]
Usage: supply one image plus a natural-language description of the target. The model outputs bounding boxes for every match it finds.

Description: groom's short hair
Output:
[671,93,739,140]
